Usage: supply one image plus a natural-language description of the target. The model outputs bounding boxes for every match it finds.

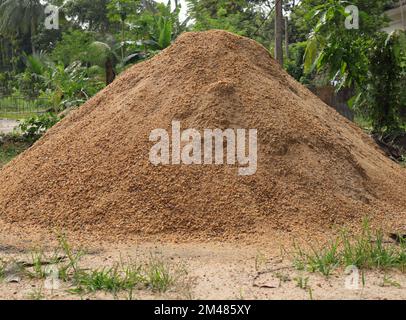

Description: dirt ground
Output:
[0,119,19,134]
[0,230,404,300]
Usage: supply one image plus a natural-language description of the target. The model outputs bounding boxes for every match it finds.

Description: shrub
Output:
[19,113,60,141]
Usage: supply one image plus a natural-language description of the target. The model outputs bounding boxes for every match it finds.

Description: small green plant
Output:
[56,233,83,281]
[294,275,309,290]
[6,234,181,297]
[292,253,306,271]
[122,263,145,290]
[340,221,406,271]
[293,240,340,276]
[380,274,401,288]
[69,254,177,295]
[72,265,127,294]
[145,256,174,292]
[70,258,147,295]
[26,250,47,279]
[70,257,177,295]
[292,220,406,276]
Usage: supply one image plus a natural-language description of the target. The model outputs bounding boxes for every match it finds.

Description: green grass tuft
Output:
[26,250,48,279]
[380,274,401,288]
[72,266,131,294]
[294,275,309,290]
[340,223,406,270]
[293,240,340,276]
[145,256,174,292]
[71,256,175,295]
[56,233,83,281]
[293,220,406,276]
[1,234,183,297]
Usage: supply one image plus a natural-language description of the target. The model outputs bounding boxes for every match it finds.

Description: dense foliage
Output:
[302,0,405,133]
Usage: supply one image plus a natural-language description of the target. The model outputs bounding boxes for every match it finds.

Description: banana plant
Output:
[157,15,173,49]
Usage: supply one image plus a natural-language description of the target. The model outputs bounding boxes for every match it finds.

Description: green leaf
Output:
[157,17,172,49]
[347,92,361,109]
[304,35,319,74]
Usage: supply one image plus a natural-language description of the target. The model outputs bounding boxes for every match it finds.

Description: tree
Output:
[361,31,406,132]
[288,0,322,43]
[107,0,142,60]
[64,0,111,32]
[51,30,96,66]
[130,2,179,50]
[303,0,390,88]
[274,0,283,64]
[302,0,404,133]
[0,0,44,54]
[187,0,274,47]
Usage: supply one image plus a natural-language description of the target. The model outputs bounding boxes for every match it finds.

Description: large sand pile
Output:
[0,30,405,241]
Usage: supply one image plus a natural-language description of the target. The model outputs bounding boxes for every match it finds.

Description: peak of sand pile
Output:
[0,30,405,241]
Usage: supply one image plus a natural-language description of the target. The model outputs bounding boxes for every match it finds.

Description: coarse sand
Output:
[0,30,405,242]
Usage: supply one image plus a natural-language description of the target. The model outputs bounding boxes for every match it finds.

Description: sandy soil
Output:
[0,231,404,300]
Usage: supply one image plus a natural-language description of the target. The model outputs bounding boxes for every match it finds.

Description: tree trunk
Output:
[285,17,289,60]
[0,37,4,68]
[275,0,283,65]
[174,0,181,35]
[31,17,37,54]
[11,38,16,72]
[105,58,116,85]
[121,19,125,61]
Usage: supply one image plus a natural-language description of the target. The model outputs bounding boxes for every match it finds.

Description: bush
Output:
[52,30,96,66]
[364,31,406,133]
[285,42,307,82]
[19,113,60,141]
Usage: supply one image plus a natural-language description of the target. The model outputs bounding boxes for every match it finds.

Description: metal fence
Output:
[0,95,53,117]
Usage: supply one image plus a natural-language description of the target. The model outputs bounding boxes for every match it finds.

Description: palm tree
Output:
[0,0,44,54]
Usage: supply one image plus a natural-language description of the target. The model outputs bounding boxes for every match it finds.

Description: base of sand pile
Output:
[0,213,402,247]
